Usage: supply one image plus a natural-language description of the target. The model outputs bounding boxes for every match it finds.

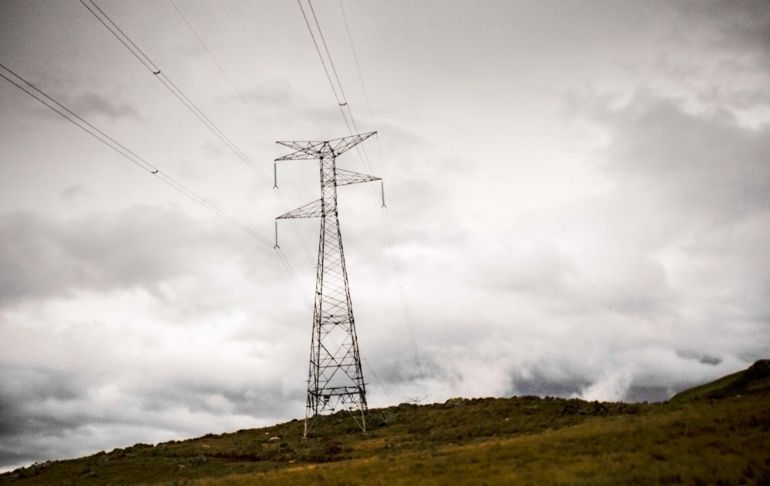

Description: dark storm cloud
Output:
[509,360,686,403]
[137,381,304,418]
[0,362,302,468]
[509,367,588,398]
[0,451,35,471]
[624,386,671,403]
[0,205,236,305]
[0,331,309,465]
[0,367,87,468]
[0,367,86,435]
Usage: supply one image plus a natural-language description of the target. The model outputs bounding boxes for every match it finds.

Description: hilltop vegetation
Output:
[2,361,769,485]
[671,359,770,402]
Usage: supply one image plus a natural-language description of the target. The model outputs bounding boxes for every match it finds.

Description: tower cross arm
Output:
[276,198,324,219]
[329,131,376,156]
[275,131,377,161]
[336,168,381,187]
[274,140,327,160]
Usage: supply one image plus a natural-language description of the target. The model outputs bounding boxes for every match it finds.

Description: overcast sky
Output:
[1,0,769,471]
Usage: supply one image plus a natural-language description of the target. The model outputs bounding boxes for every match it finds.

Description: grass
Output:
[186,396,770,486]
[2,361,768,485]
[671,360,770,402]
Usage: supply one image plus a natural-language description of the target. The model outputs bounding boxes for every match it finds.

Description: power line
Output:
[166,0,318,267]
[296,0,425,380]
[337,0,374,120]
[306,0,371,164]
[296,0,362,178]
[306,0,349,108]
[297,0,380,241]
[296,0,343,106]
[78,0,323,308]
[80,0,269,184]
[328,2,423,375]
[80,0,317,267]
[167,0,273,140]
[335,0,392,180]
[275,246,312,308]
[306,0,362,138]
[296,0,356,137]
[299,0,376,180]
[0,62,272,247]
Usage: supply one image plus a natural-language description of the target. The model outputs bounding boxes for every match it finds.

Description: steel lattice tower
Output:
[274,131,379,438]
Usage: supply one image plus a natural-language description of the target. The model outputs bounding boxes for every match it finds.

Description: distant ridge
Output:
[671,359,770,401]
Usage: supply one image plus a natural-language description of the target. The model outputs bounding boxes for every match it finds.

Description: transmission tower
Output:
[274,131,379,439]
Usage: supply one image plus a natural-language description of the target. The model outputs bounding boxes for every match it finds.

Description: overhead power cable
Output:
[79,0,269,184]
[305,0,366,147]
[80,0,316,267]
[306,1,348,108]
[336,0,390,179]
[296,0,425,378]
[296,1,359,143]
[296,0,342,106]
[0,62,272,247]
[299,0,383,219]
[166,0,272,139]
[337,0,373,120]
[298,0,380,210]
[296,0,354,136]
[166,0,315,266]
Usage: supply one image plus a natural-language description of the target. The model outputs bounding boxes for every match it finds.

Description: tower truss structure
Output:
[275,131,379,438]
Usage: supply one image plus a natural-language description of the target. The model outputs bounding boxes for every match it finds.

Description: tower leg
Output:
[303,150,367,438]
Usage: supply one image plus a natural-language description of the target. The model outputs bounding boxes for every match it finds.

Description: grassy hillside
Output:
[671,359,770,401]
[2,361,769,485]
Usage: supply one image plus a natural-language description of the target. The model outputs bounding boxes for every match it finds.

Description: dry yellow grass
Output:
[185,397,770,485]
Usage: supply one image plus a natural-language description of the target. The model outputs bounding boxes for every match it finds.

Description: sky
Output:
[1,0,769,471]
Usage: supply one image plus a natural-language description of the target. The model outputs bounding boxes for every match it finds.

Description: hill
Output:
[671,359,770,401]
[2,361,769,485]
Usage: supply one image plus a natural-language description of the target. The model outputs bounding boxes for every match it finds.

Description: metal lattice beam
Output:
[275,131,376,160]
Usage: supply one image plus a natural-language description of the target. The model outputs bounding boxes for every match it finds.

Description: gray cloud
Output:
[0,206,209,304]
[69,92,140,121]
[676,0,770,67]
[597,96,770,225]
[0,367,86,467]
[24,89,142,123]
[509,367,588,398]
[0,367,86,436]
[60,184,88,201]
[375,90,770,408]
[231,81,300,111]
[0,363,302,469]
